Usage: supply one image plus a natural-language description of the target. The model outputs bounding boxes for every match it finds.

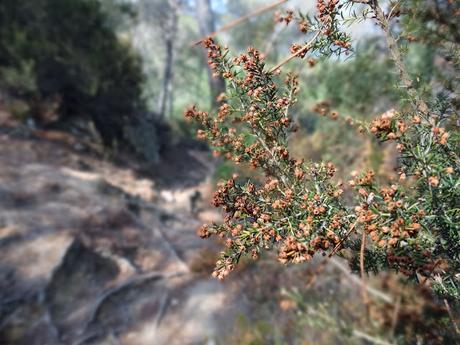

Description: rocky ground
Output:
[0,120,248,345]
[0,110,384,345]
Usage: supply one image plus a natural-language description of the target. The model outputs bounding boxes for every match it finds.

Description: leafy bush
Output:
[186,0,460,311]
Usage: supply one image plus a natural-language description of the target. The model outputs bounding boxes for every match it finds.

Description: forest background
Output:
[0,0,458,344]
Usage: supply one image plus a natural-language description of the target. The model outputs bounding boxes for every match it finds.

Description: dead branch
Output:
[368,0,429,114]
[329,221,357,257]
[305,306,396,345]
[360,229,370,312]
[329,258,394,304]
[191,0,289,46]
[352,329,396,345]
[269,30,321,73]
[420,259,442,286]
[443,299,460,336]
[390,296,401,337]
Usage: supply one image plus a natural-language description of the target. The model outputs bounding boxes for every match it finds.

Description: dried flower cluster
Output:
[186,36,352,279]
[276,1,352,62]
[186,0,459,302]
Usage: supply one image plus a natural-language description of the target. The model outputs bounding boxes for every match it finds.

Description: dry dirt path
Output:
[0,126,246,345]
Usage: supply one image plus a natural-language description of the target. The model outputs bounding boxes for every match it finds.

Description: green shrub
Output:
[0,0,160,161]
[187,0,460,310]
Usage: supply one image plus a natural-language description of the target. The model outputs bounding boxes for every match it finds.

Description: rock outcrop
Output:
[0,127,243,345]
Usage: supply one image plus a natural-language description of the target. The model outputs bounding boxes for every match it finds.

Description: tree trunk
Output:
[195,0,226,109]
[158,0,179,118]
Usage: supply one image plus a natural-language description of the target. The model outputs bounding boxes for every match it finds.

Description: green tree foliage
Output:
[0,0,149,150]
[302,41,399,115]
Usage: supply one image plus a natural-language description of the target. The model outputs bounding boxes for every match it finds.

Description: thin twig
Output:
[329,258,393,304]
[420,259,442,286]
[360,229,370,312]
[386,1,400,21]
[305,305,396,345]
[443,299,460,336]
[369,0,429,114]
[328,220,357,257]
[390,296,401,338]
[191,0,289,46]
[352,329,396,345]
[269,30,321,73]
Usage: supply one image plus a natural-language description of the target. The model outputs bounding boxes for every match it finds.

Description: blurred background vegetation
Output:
[0,0,458,344]
[1,0,451,171]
